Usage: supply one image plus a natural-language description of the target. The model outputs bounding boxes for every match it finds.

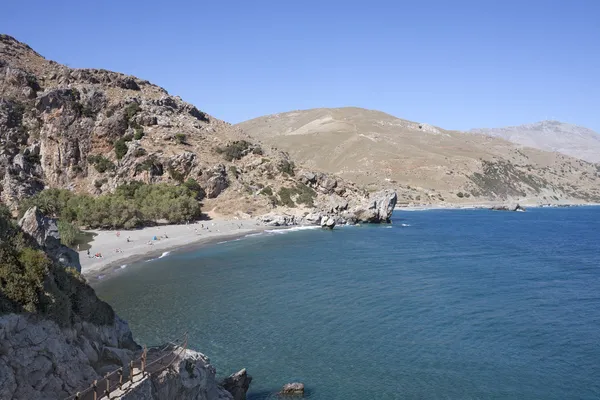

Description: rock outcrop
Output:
[490,203,526,212]
[18,206,81,271]
[279,382,305,396]
[220,368,253,400]
[320,215,336,229]
[349,190,397,223]
[142,347,235,400]
[0,313,138,400]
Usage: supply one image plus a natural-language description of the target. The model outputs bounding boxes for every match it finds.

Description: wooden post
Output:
[92,380,98,400]
[118,368,123,389]
[129,360,134,382]
[142,345,147,374]
[105,373,110,396]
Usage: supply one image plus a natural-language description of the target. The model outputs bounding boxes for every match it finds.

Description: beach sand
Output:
[79,218,268,278]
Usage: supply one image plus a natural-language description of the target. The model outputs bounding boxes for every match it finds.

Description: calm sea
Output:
[94,207,600,399]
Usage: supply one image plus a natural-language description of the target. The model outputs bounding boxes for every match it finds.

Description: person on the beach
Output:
[116,232,120,237]
[87,249,90,257]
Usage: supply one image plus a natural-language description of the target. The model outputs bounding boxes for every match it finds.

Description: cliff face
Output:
[0,313,137,399]
[0,206,247,400]
[0,34,395,223]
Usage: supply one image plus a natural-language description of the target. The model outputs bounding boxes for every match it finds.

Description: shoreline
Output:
[80,218,272,281]
[396,201,600,211]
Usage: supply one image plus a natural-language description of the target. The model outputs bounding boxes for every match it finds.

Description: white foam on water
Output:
[401,223,411,227]
[245,232,265,238]
[120,264,128,269]
[265,226,321,235]
[158,251,170,259]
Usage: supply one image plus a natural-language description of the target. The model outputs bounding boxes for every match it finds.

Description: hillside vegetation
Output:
[0,206,114,326]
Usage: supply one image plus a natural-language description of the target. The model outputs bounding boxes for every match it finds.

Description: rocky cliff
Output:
[0,34,395,224]
[0,207,248,400]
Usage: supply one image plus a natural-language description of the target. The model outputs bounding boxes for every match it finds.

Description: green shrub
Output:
[114,138,129,159]
[57,220,80,247]
[228,166,239,178]
[175,133,187,144]
[125,102,141,120]
[183,178,204,200]
[277,187,295,207]
[133,147,147,157]
[19,183,201,230]
[261,186,273,196]
[294,183,316,207]
[134,127,144,140]
[88,155,115,173]
[457,192,465,198]
[278,160,295,176]
[216,140,259,162]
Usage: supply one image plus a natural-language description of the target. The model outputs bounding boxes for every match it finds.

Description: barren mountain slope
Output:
[238,108,600,205]
[470,120,600,163]
[0,35,388,222]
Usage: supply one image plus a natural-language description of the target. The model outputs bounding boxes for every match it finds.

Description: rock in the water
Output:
[320,216,336,229]
[350,190,397,223]
[280,382,305,396]
[491,203,526,212]
[18,206,81,271]
[221,368,252,400]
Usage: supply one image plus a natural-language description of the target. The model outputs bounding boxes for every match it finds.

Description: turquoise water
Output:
[94,208,600,399]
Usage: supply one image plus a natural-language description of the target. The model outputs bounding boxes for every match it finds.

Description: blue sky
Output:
[2,0,599,131]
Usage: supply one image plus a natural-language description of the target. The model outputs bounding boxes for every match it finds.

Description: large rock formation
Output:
[0,313,138,400]
[350,190,397,223]
[220,369,252,400]
[18,206,81,271]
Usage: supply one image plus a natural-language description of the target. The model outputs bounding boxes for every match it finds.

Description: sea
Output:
[94,207,600,399]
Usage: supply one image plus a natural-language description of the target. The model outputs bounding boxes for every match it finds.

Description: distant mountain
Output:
[238,108,600,205]
[470,121,600,163]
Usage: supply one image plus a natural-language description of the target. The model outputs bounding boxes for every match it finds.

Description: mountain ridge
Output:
[470,120,600,163]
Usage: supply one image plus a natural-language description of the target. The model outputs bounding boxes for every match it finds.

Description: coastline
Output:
[80,218,271,281]
[396,201,600,211]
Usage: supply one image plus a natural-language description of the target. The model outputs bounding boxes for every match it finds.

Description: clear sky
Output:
[2,0,599,131]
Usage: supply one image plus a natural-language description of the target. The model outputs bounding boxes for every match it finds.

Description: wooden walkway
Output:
[65,333,187,400]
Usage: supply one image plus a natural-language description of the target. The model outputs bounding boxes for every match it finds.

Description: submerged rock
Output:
[279,382,305,396]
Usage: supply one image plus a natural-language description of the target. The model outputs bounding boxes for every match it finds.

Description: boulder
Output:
[280,382,305,396]
[221,368,252,400]
[203,164,229,198]
[18,206,81,272]
[350,190,397,223]
[491,203,526,212]
[257,214,297,226]
[320,216,336,229]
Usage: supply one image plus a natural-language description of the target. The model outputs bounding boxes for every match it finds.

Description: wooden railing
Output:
[64,332,188,400]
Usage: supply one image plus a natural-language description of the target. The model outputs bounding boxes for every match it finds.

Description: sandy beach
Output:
[79,218,269,278]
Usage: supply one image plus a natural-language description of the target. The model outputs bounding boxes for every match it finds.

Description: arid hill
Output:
[238,107,600,206]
